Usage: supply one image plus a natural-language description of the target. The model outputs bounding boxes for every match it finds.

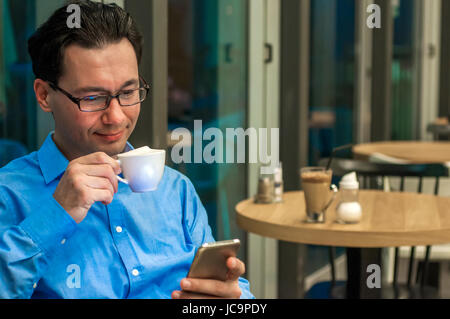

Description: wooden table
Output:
[236,190,450,298]
[352,141,450,164]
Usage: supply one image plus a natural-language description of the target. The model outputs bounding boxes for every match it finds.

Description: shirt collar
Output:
[37,132,134,184]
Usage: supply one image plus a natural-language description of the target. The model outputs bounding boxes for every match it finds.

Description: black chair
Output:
[305,157,448,299]
[0,139,28,168]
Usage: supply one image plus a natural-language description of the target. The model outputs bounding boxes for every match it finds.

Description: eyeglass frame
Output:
[47,76,150,112]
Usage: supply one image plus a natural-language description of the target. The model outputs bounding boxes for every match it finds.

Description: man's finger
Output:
[226,257,245,281]
[179,278,242,299]
[83,164,119,193]
[84,175,116,195]
[180,278,228,296]
[74,152,121,174]
[90,188,114,206]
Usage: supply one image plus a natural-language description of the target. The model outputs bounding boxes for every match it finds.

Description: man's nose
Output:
[101,97,126,124]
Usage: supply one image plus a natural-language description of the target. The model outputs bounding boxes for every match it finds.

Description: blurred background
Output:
[1,0,449,298]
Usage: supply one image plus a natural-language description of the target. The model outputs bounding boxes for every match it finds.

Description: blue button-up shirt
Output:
[0,133,253,299]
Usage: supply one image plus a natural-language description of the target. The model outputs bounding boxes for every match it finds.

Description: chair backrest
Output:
[0,139,28,168]
[318,157,448,193]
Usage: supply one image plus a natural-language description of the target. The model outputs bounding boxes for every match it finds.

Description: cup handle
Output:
[115,159,128,184]
[116,175,128,185]
[323,184,338,211]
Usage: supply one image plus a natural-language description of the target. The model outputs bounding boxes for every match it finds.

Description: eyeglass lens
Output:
[79,88,147,111]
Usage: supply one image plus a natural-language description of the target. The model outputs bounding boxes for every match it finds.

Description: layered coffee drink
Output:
[300,167,336,222]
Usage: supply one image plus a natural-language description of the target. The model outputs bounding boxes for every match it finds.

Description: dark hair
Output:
[28,0,143,84]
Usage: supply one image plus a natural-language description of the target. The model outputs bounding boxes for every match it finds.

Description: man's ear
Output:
[34,79,53,113]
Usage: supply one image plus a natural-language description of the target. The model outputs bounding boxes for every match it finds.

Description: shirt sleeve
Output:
[182,177,215,246]
[238,277,255,299]
[0,192,77,298]
[182,177,255,299]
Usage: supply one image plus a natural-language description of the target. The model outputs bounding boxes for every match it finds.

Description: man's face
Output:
[49,38,141,160]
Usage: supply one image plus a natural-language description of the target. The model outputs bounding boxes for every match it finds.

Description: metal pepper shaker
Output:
[255,176,274,204]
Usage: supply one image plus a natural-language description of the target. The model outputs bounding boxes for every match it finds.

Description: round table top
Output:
[352,141,450,164]
[235,190,450,248]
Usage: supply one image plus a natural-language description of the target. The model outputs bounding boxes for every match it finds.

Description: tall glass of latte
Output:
[300,167,337,223]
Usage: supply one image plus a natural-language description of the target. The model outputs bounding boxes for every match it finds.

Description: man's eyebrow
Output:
[73,79,139,95]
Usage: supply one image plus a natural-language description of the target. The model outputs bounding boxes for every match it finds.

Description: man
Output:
[0,1,253,299]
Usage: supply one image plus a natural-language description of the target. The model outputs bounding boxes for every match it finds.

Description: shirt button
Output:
[132,269,139,277]
[115,226,123,233]
[61,238,66,245]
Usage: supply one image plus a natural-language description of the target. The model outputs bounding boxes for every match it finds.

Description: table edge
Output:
[235,190,450,248]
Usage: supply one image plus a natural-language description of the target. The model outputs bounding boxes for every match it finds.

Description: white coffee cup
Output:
[116,146,166,192]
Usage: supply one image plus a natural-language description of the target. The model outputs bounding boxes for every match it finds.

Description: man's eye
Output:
[81,95,107,107]
[84,95,99,101]
[121,90,134,96]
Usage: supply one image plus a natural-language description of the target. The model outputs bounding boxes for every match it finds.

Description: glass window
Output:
[0,0,36,167]
[308,0,355,166]
[391,0,416,140]
[167,0,248,250]
[307,0,356,275]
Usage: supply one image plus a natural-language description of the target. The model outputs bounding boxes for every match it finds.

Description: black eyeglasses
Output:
[48,77,150,112]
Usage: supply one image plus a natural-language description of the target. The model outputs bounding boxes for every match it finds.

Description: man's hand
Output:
[53,152,121,223]
[171,257,245,299]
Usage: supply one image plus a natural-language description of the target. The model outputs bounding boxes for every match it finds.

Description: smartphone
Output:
[187,239,241,281]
